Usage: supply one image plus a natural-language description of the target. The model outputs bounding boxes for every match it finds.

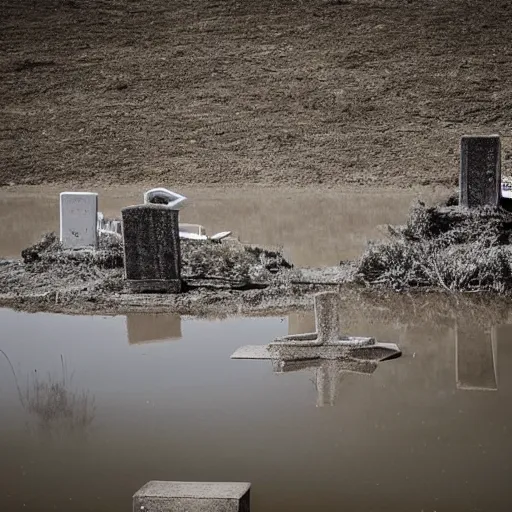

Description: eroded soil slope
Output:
[2,0,512,187]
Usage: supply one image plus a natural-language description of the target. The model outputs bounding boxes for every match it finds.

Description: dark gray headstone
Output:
[460,135,501,208]
[121,204,181,293]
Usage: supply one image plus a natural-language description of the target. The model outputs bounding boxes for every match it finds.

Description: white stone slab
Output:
[60,192,98,249]
[133,481,251,512]
[231,345,271,359]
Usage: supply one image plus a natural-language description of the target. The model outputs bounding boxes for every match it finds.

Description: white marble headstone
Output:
[60,192,98,249]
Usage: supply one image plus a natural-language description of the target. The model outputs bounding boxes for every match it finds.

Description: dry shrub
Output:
[181,240,292,282]
[356,202,512,293]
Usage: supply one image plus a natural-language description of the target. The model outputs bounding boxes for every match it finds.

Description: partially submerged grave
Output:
[232,292,400,363]
[0,231,295,305]
[231,291,401,406]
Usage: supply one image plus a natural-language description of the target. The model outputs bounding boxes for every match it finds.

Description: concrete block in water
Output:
[460,135,501,207]
[121,204,182,293]
[133,481,251,512]
[59,192,98,249]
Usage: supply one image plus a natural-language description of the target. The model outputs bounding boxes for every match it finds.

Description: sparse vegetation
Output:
[356,202,512,293]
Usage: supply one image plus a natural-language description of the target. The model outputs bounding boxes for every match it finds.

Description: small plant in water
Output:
[1,350,95,435]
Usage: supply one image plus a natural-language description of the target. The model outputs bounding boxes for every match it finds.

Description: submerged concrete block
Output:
[133,481,251,512]
[59,192,98,249]
[460,135,501,208]
[122,204,182,293]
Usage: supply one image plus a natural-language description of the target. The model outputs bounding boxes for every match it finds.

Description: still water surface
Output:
[2,307,512,512]
[1,188,512,512]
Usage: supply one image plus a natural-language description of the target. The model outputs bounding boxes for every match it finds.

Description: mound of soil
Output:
[0,232,294,301]
[2,0,512,188]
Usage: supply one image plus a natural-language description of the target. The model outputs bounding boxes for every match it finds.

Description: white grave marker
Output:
[60,192,98,249]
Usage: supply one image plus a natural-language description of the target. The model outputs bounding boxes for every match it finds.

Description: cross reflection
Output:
[273,358,378,407]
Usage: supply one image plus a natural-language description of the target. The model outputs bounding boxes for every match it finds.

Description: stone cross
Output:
[59,192,98,249]
[231,291,401,363]
[460,135,501,208]
[133,481,251,512]
[121,204,182,293]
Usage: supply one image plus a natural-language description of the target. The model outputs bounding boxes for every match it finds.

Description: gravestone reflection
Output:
[232,292,401,406]
[456,323,498,391]
[126,313,182,345]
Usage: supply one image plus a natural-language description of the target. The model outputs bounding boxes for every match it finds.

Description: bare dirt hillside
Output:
[2,0,512,188]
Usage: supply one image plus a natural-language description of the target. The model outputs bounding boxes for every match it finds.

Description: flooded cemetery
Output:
[4,0,512,510]
[2,136,512,511]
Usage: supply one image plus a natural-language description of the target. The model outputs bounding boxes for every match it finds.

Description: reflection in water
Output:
[274,358,377,407]
[456,323,498,391]
[126,313,182,344]
[0,350,95,435]
[3,305,512,512]
[292,311,505,393]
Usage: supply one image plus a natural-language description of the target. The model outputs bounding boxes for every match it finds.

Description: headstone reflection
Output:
[126,313,182,344]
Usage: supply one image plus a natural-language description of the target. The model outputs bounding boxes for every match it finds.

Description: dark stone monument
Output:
[460,135,501,208]
[121,204,181,293]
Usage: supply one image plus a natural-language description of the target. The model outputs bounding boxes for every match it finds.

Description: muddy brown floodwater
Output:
[2,187,512,512]
[0,185,443,265]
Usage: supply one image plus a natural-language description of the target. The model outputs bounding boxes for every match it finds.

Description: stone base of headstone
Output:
[133,481,251,512]
[127,278,181,294]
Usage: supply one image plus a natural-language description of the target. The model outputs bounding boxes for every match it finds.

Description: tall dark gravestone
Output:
[460,135,501,208]
[121,204,182,293]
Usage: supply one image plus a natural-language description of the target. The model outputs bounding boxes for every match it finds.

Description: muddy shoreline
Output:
[0,256,355,317]
[4,200,512,317]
